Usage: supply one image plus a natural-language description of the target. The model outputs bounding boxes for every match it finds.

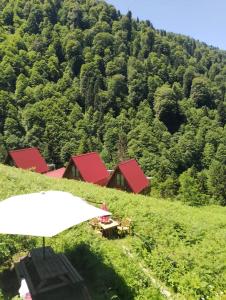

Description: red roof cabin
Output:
[6,147,49,174]
[63,152,110,186]
[107,159,149,194]
[45,167,66,178]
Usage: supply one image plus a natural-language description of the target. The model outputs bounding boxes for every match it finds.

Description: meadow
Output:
[0,164,226,299]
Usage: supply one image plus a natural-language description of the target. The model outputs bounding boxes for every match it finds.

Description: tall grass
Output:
[0,164,226,299]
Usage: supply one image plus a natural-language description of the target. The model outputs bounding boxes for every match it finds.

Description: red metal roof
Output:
[45,167,66,178]
[65,152,109,185]
[112,159,149,193]
[95,176,110,186]
[8,148,49,174]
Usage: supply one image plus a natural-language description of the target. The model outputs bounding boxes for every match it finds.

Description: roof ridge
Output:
[71,152,98,158]
[9,147,38,153]
[118,159,136,166]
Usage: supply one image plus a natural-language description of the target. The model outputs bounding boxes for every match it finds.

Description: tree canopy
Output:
[0,0,225,205]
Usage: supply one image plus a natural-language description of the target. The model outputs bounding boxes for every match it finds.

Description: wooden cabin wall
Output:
[5,156,14,167]
[63,163,82,180]
[108,169,131,192]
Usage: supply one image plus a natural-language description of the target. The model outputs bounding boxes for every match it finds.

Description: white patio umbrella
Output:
[0,191,111,258]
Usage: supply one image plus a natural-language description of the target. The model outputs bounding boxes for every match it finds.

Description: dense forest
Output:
[0,0,225,205]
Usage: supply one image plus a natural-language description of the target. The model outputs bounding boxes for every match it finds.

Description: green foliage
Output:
[207,160,226,205]
[157,176,179,198]
[178,168,208,206]
[0,165,226,299]
[0,234,36,265]
[191,77,213,108]
[154,84,182,132]
[0,0,225,203]
[183,66,196,97]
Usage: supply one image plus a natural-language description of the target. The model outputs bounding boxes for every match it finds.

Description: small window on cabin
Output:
[121,175,125,186]
[116,173,120,185]
[75,168,79,178]
[116,173,124,186]
[71,166,79,178]
[71,165,76,177]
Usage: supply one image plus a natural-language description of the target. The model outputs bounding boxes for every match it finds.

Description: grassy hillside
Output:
[0,164,226,299]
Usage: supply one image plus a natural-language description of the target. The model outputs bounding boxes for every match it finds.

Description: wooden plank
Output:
[58,254,84,284]
[32,254,68,281]
[99,220,119,230]
[15,261,24,281]
[16,260,36,296]
[36,280,69,295]
[30,246,55,259]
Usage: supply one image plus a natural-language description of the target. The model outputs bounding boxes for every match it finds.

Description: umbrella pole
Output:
[42,237,45,259]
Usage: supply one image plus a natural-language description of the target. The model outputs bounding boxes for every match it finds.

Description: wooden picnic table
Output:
[31,247,67,280]
[15,247,85,298]
[99,219,119,237]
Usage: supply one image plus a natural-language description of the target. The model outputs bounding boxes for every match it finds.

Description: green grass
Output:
[0,164,226,299]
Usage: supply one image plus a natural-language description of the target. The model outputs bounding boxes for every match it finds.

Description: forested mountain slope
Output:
[0,0,225,204]
[0,164,226,299]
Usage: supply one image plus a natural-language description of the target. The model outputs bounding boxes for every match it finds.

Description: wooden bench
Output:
[15,258,36,296]
[15,248,87,298]
[58,254,84,284]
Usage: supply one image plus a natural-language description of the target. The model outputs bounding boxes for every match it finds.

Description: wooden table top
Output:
[32,254,68,281]
[99,220,119,230]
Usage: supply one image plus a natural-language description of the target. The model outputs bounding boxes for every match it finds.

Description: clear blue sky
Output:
[106,0,226,50]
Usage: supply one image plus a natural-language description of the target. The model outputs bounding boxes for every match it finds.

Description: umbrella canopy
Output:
[0,191,111,237]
